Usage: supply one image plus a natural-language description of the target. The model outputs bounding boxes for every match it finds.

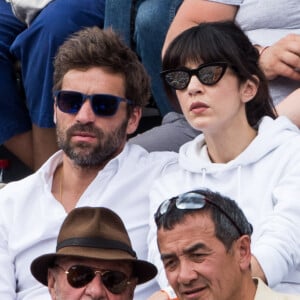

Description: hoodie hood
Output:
[179,116,300,173]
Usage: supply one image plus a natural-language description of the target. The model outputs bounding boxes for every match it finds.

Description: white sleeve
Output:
[252,158,300,288]
[0,207,16,299]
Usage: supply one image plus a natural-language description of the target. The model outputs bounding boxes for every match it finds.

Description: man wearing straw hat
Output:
[31,206,157,299]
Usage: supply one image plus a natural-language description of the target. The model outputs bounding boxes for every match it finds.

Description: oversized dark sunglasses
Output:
[55,264,131,294]
[155,191,252,236]
[161,62,228,90]
[54,90,132,117]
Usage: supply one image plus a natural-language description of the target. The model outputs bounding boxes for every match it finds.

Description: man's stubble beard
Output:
[56,119,128,168]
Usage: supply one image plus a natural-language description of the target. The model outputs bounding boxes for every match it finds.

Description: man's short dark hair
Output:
[53,26,151,110]
[155,189,253,250]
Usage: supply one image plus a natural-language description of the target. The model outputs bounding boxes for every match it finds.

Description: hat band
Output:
[57,237,137,257]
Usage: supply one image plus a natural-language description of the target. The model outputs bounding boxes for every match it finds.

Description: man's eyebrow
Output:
[161,242,211,260]
[183,242,211,255]
[161,253,175,261]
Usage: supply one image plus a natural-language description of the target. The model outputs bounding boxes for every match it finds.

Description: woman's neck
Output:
[204,122,257,163]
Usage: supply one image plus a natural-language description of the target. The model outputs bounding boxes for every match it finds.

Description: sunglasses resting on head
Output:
[55,264,132,294]
[161,61,228,90]
[54,90,132,117]
[155,191,253,236]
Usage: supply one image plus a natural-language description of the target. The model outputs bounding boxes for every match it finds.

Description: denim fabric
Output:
[104,0,132,45]
[0,0,30,143]
[0,0,105,144]
[104,0,183,116]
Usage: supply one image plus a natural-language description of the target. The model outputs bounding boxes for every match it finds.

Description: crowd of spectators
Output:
[1,1,300,299]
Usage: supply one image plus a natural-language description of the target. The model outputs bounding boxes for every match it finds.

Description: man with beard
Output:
[0,26,177,300]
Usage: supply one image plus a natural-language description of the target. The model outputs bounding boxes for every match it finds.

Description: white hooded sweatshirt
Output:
[148,116,300,294]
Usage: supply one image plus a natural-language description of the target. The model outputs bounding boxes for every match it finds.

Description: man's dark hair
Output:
[53,26,151,111]
[155,189,253,250]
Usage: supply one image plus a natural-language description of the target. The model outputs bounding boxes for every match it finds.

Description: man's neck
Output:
[52,157,102,212]
[237,276,257,300]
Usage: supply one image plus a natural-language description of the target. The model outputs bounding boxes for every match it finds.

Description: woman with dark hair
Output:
[148,21,300,298]
[162,21,277,126]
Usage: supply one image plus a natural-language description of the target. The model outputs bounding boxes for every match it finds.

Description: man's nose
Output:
[84,273,108,298]
[75,98,97,123]
[177,260,199,285]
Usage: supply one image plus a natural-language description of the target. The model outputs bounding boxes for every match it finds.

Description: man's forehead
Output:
[158,211,215,237]
[157,214,217,252]
[61,67,126,95]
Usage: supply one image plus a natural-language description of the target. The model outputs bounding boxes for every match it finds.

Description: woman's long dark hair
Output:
[162,21,277,127]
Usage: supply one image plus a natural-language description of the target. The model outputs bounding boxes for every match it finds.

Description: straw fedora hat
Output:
[31,206,157,285]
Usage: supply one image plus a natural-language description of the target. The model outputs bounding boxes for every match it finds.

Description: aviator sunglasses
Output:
[54,90,132,117]
[55,264,131,294]
[161,62,228,90]
[155,191,253,236]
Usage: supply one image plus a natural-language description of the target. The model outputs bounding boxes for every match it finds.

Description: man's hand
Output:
[258,34,300,81]
[147,290,170,300]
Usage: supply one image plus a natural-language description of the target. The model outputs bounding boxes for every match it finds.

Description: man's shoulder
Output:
[254,279,300,300]
[0,152,57,205]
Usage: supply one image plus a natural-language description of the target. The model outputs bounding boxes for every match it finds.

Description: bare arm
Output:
[276,88,300,127]
[162,0,239,56]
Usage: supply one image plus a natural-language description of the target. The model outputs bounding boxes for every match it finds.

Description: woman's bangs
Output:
[178,33,226,67]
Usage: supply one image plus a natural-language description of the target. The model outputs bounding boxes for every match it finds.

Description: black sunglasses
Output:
[55,264,131,294]
[54,90,132,117]
[155,191,251,236]
[161,62,228,90]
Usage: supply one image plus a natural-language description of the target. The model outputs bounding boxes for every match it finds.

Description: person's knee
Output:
[135,0,165,35]
[135,0,182,38]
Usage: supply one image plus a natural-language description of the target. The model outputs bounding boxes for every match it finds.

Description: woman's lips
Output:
[190,101,209,113]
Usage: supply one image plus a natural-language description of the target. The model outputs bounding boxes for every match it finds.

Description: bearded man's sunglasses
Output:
[54,90,132,117]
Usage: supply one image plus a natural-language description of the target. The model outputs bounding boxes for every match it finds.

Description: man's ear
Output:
[236,235,252,271]
[48,269,57,300]
[240,76,259,103]
[53,104,57,124]
[126,107,142,135]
